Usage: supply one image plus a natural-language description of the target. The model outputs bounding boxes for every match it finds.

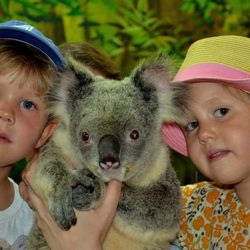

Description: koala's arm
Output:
[32,140,103,230]
[32,140,78,229]
[117,165,181,231]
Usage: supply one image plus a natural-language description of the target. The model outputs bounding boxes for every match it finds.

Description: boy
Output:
[0,20,65,249]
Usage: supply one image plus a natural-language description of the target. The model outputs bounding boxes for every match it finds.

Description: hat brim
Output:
[161,123,188,156]
[0,24,65,70]
[173,63,250,92]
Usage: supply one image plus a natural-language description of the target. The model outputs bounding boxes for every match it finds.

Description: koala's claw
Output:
[71,170,104,210]
[72,183,95,209]
[49,193,76,230]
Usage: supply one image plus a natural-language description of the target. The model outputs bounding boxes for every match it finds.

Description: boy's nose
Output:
[0,109,15,124]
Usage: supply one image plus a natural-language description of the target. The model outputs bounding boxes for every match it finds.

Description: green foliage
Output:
[2,0,248,73]
[2,0,183,74]
[9,158,27,184]
[180,0,250,35]
[103,0,179,74]
[0,0,10,20]
[181,0,226,26]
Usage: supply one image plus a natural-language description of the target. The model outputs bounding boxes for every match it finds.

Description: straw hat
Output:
[162,35,250,156]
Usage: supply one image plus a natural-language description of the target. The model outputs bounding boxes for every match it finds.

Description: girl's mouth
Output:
[208,150,230,162]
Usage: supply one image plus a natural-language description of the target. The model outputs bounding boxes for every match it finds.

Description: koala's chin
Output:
[96,164,127,182]
[91,163,131,182]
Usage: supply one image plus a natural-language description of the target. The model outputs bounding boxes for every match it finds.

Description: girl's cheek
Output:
[186,136,195,153]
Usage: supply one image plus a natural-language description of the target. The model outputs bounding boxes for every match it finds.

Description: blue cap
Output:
[0,20,66,71]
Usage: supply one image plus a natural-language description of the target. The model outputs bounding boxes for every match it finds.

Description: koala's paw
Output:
[71,169,104,210]
[49,189,76,230]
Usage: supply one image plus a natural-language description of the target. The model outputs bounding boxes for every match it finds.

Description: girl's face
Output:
[183,82,250,185]
[0,74,52,168]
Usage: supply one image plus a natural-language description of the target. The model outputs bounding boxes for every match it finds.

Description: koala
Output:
[26,54,187,250]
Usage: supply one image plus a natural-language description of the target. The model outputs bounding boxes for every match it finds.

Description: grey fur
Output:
[26,54,187,250]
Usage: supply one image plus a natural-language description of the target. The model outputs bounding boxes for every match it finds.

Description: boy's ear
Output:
[35,118,58,149]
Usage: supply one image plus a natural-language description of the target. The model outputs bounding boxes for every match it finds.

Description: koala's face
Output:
[50,55,186,182]
[70,77,160,181]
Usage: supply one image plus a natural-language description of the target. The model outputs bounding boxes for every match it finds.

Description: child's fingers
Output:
[19,153,42,209]
[19,178,40,210]
[19,153,39,203]
[95,180,121,227]
[101,180,121,210]
[25,186,57,233]
[21,154,39,190]
[19,180,29,201]
[87,180,121,243]
[28,186,47,214]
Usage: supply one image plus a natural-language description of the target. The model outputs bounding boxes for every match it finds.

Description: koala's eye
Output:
[81,131,90,143]
[129,130,140,141]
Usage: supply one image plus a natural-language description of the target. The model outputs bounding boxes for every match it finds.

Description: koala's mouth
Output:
[99,157,120,170]
[95,163,134,182]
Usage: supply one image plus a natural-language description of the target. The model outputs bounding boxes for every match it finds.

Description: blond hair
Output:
[0,40,56,95]
[223,85,250,103]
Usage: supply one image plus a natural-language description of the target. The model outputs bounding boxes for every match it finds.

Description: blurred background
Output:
[4,0,249,184]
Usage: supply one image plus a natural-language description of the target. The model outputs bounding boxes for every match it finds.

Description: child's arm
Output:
[19,161,121,250]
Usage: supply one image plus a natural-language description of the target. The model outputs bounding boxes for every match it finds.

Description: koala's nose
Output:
[98,134,120,170]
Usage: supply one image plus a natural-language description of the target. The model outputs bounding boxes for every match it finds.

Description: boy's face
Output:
[182,82,250,185]
[0,74,53,167]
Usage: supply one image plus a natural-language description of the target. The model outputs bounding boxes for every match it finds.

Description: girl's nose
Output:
[198,122,216,144]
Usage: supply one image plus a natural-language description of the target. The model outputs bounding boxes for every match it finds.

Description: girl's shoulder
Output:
[178,181,250,249]
[181,181,225,197]
[182,181,236,203]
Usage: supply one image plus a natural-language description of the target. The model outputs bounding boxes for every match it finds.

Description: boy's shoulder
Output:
[0,178,34,249]
[0,178,33,221]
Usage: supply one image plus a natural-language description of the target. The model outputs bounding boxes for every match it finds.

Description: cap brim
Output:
[0,25,65,70]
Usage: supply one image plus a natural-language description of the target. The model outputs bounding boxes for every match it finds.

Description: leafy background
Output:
[3,0,249,184]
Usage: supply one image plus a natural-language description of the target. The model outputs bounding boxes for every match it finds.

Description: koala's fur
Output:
[26,54,187,250]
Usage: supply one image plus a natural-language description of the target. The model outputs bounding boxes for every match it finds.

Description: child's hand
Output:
[19,158,121,250]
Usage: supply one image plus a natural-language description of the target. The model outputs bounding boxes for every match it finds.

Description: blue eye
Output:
[214,107,229,118]
[21,100,36,110]
[185,121,198,132]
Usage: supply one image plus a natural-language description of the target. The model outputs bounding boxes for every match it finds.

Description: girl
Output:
[163,35,250,249]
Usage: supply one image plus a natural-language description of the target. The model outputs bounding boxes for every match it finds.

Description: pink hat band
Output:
[174,63,250,90]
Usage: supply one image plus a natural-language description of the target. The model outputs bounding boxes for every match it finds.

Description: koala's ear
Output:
[131,55,174,95]
[55,55,95,101]
[131,55,188,124]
